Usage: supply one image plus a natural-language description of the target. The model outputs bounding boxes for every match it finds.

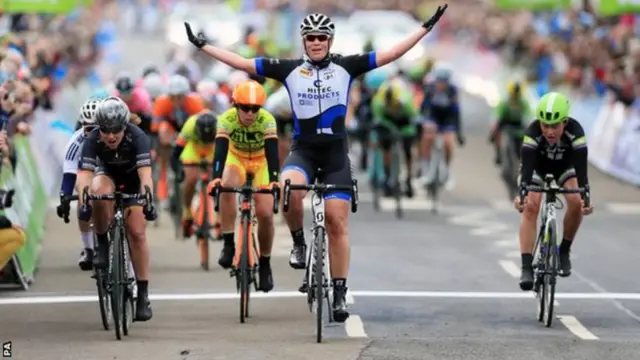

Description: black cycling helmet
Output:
[95,97,131,133]
[115,73,135,94]
[142,65,160,78]
[195,112,217,143]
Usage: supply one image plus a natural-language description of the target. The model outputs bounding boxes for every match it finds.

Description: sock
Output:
[291,228,305,246]
[222,232,235,247]
[96,233,108,247]
[259,255,270,265]
[332,278,347,288]
[81,232,93,249]
[521,253,533,267]
[137,280,148,296]
[559,238,572,254]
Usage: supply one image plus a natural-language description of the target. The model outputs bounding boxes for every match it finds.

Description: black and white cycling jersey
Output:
[255,52,377,142]
[62,129,86,175]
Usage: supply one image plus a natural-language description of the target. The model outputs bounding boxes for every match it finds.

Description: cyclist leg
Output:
[217,152,245,269]
[180,143,201,237]
[517,170,544,290]
[375,125,393,196]
[89,170,116,269]
[122,176,153,321]
[0,223,25,270]
[156,121,176,201]
[439,115,457,181]
[281,143,318,270]
[557,168,581,277]
[420,119,437,182]
[252,159,275,292]
[319,139,353,323]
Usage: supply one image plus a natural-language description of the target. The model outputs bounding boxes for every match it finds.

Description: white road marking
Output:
[345,315,367,338]
[498,260,520,278]
[470,223,509,236]
[604,202,640,215]
[557,315,598,340]
[504,250,521,258]
[5,291,640,305]
[494,238,516,248]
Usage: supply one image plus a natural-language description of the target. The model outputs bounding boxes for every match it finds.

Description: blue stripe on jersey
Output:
[65,143,79,161]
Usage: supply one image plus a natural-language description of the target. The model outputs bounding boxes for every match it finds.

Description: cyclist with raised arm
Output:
[208,80,280,292]
[76,97,158,321]
[57,99,100,271]
[184,4,448,321]
[490,80,530,165]
[420,65,463,186]
[371,79,419,197]
[170,110,217,239]
[514,92,594,291]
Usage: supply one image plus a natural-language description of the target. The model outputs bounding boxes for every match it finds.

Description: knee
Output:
[565,194,582,213]
[91,179,112,195]
[128,219,147,242]
[326,213,348,239]
[256,207,273,224]
[523,197,541,220]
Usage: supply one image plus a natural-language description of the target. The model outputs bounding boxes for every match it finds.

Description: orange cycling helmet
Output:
[232,80,266,106]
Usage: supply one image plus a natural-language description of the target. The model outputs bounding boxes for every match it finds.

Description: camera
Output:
[0,189,15,210]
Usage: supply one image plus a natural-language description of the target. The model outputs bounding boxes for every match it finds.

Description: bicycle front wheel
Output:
[543,218,558,328]
[314,227,326,343]
[110,229,124,340]
[239,215,250,323]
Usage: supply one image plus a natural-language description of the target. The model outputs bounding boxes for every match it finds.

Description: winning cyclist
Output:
[514,92,593,291]
[170,110,217,240]
[184,4,448,321]
[420,65,463,186]
[57,99,100,271]
[371,79,419,197]
[490,80,530,165]
[209,80,280,292]
[76,97,158,321]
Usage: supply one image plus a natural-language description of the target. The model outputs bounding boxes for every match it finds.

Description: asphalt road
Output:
[3,23,640,360]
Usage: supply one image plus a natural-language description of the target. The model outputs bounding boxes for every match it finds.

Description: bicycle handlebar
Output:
[211,185,280,214]
[521,184,590,208]
[81,186,152,209]
[282,179,358,214]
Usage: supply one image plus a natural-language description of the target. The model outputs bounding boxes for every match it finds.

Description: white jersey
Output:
[62,129,86,174]
[264,86,291,118]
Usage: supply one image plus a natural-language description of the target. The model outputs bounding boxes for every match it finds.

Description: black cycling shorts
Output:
[282,138,353,201]
[518,164,577,187]
[373,124,413,161]
[95,165,145,207]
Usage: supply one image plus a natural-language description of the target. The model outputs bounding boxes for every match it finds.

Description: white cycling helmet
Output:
[196,78,219,98]
[228,71,249,89]
[143,73,165,99]
[209,63,232,84]
[300,13,335,37]
[78,99,101,125]
[167,74,190,96]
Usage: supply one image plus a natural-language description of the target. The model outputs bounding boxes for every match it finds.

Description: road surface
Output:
[2,22,640,360]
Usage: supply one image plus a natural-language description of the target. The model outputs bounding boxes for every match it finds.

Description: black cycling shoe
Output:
[559,251,572,277]
[519,266,534,291]
[288,244,307,270]
[92,244,109,269]
[78,248,94,271]
[218,244,235,269]
[135,294,153,321]
[257,257,274,292]
[332,286,350,322]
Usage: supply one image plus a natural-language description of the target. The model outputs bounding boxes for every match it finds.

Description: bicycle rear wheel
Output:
[314,227,326,343]
[95,267,111,330]
[110,229,124,340]
[239,216,250,323]
[543,219,558,327]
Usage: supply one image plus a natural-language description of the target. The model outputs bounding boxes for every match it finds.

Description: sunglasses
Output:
[99,125,126,135]
[305,34,329,42]
[236,104,261,113]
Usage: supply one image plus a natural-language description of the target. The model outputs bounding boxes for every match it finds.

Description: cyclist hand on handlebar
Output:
[207,178,222,196]
[57,193,73,223]
[514,185,528,213]
[143,186,157,221]
[581,186,593,216]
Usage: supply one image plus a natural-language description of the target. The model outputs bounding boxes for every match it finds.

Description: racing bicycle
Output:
[212,175,279,323]
[522,174,588,327]
[190,160,221,271]
[81,186,153,340]
[283,175,358,343]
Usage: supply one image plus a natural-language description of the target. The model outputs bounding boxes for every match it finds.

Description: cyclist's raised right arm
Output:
[519,121,540,187]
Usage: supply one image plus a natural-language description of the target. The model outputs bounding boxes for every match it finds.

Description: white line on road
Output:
[604,203,640,215]
[557,315,599,340]
[345,315,367,338]
[504,250,521,258]
[494,238,516,248]
[499,260,521,278]
[5,291,640,305]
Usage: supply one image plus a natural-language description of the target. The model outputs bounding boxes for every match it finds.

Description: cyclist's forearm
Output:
[264,137,279,183]
[137,166,154,194]
[212,137,230,179]
[76,171,93,205]
[519,146,536,186]
[170,145,184,171]
[573,147,589,188]
[60,173,77,196]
